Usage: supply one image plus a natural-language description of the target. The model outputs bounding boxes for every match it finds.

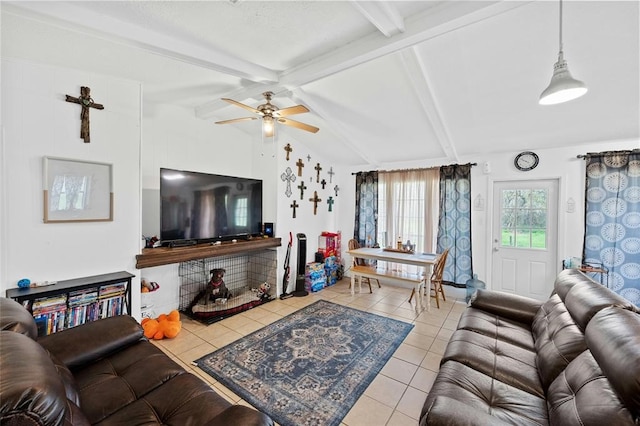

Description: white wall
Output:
[0,58,142,312]
[337,139,640,290]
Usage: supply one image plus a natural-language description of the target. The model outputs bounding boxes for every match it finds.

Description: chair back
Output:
[430,248,450,282]
[348,239,366,267]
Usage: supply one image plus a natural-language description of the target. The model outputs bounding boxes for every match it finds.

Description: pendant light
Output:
[539,0,587,105]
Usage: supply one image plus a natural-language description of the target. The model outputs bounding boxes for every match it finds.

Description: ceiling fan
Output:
[215,91,319,136]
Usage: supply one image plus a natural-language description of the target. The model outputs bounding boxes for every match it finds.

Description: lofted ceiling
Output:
[2,1,639,168]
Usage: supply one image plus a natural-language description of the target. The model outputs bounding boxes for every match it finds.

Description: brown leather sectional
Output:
[0,297,274,426]
[420,269,640,425]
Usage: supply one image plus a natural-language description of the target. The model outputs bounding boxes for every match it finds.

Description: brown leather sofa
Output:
[0,297,274,426]
[420,269,640,425]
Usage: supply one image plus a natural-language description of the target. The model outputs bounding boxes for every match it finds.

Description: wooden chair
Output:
[348,239,381,293]
[409,248,450,307]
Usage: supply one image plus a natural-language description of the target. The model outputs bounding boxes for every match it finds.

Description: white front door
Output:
[491,179,559,300]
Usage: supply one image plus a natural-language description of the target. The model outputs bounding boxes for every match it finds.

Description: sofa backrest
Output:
[0,330,90,425]
[546,307,639,425]
[0,297,37,339]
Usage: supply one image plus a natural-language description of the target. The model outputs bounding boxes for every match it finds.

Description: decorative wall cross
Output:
[321,178,327,189]
[284,143,292,161]
[65,86,104,143]
[327,166,335,183]
[296,158,305,176]
[280,167,296,198]
[314,163,322,183]
[327,196,334,212]
[309,191,322,215]
[334,185,340,197]
[290,200,299,218]
[307,154,311,162]
[297,181,307,200]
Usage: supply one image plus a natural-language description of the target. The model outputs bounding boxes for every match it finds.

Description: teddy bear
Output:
[141,310,182,340]
[200,268,232,303]
[255,281,271,301]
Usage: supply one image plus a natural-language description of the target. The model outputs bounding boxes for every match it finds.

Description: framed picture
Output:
[43,157,113,223]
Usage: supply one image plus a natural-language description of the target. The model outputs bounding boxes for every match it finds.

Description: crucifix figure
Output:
[284,143,293,161]
[314,163,322,183]
[290,200,299,218]
[309,191,322,215]
[280,167,296,198]
[334,185,340,197]
[297,181,307,200]
[327,196,334,212]
[327,166,335,183]
[296,158,305,177]
[321,178,327,189]
[65,86,104,143]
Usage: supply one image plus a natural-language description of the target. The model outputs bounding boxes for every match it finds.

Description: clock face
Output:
[514,151,539,171]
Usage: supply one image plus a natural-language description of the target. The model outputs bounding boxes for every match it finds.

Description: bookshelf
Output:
[6,271,134,336]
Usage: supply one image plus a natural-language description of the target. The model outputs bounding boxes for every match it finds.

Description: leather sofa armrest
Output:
[205,405,274,426]
[38,315,144,369]
[421,396,513,426]
[470,289,542,325]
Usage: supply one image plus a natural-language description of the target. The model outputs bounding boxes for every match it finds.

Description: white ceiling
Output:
[2,1,639,168]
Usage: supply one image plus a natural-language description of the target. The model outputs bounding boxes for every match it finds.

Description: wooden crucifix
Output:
[321,178,327,189]
[309,191,322,215]
[290,200,299,218]
[284,143,293,161]
[297,181,307,200]
[314,163,322,183]
[327,196,334,212]
[65,86,104,143]
[296,158,305,176]
[280,167,296,198]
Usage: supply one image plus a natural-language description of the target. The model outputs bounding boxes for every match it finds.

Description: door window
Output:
[501,188,548,249]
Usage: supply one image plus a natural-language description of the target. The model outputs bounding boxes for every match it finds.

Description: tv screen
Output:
[160,168,263,244]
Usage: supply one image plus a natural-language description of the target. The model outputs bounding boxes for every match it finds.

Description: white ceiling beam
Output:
[350,1,405,38]
[5,1,278,84]
[289,89,375,166]
[398,47,458,161]
[280,1,532,88]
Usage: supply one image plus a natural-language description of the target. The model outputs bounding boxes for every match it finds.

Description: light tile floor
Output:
[151,279,467,426]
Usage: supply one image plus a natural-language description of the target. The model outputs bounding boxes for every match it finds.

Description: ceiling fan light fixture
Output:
[539,52,588,105]
[263,116,275,137]
[539,0,587,106]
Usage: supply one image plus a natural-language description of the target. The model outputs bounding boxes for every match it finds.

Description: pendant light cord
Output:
[558,0,564,54]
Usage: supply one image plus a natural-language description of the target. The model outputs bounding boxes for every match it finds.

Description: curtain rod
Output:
[351,163,477,175]
[577,148,639,159]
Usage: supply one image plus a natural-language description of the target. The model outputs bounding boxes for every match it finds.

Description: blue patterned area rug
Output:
[195,300,414,426]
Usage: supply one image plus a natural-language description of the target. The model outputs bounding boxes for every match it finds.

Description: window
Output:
[501,188,547,249]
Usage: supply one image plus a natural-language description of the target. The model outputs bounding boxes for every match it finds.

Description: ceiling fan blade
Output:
[215,117,258,125]
[222,98,261,115]
[273,105,309,117]
[278,117,319,133]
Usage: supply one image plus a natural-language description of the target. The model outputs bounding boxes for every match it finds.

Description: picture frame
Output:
[43,156,113,223]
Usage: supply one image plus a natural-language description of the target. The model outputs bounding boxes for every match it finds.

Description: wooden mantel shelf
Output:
[136,237,281,269]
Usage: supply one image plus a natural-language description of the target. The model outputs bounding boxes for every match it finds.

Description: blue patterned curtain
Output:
[354,171,378,247]
[437,164,472,286]
[583,150,640,306]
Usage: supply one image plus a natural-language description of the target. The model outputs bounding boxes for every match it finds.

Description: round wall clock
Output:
[514,151,539,171]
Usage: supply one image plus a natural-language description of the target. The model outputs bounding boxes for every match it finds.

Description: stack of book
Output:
[99,282,127,318]
[67,287,99,328]
[32,295,67,336]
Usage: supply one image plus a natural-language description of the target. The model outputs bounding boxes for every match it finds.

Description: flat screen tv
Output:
[160,168,263,244]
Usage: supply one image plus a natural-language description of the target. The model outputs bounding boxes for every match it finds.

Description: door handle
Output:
[493,247,499,252]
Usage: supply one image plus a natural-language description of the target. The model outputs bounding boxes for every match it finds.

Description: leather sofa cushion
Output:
[0,297,37,339]
[547,349,635,425]
[0,331,75,425]
[456,307,534,350]
[552,268,588,300]
[73,339,232,425]
[532,294,587,390]
[586,307,640,418]
[442,329,543,397]
[421,360,548,425]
